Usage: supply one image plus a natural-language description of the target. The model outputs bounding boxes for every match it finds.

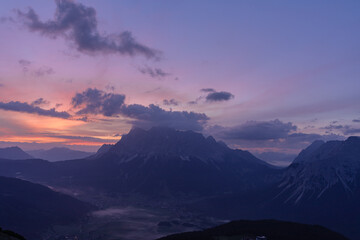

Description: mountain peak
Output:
[345,136,360,143]
[279,137,360,203]
[293,140,325,163]
[0,146,33,160]
[112,127,228,160]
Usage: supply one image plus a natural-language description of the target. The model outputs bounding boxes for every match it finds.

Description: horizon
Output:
[1,126,359,167]
[0,0,359,157]
[1,2,360,239]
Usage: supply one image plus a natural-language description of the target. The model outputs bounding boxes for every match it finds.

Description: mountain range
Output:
[0,146,94,162]
[0,127,278,197]
[0,127,359,239]
[26,147,94,161]
[0,147,33,160]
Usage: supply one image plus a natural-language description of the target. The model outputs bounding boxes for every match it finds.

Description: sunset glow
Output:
[0,0,359,154]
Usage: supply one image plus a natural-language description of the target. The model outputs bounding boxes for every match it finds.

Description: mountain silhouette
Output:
[0,147,33,160]
[0,176,94,240]
[27,147,94,161]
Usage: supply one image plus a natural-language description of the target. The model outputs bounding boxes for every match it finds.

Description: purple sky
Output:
[0,0,359,156]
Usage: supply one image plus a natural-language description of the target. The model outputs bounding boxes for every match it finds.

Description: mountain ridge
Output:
[0,147,33,160]
[27,147,94,161]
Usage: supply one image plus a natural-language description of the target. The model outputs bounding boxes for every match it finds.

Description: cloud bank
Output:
[138,66,170,79]
[206,91,234,102]
[323,124,360,135]
[72,88,126,117]
[213,119,297,140]
[16,0,160,59]
[163,99,179,106]
[190,88,234,104]
[121,104,209,131]
[72,88,209,131]
[0,101,70,119]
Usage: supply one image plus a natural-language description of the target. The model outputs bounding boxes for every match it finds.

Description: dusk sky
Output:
[0,0,359,155]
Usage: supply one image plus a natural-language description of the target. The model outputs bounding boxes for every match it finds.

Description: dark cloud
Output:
[286,133,335,143]
[75,116,88,122]
[18,59,54,77]
[144,87,161,94]
[31,98,49,106]
[353,119,360,123]
[212,119,297,141]
[0,83,4,87]
[105,84,115,92]
[344,128,360,135]
[196,88,234,103]
[120,104,209,131]
[16,0,160,59]
[33,66,55,77]
[187,96,203,105]
[206,91,234,102]
[138,66,170,79]
[0,101,70,119]
[72,88,126,117]
[323,124,360,135]
[0,16,14,23]
[201,88,215,92]
[163,99,179,106]
[323,124,344,131]
[207,122,345,155]
[71,88,209,130]
[19,59,31,72]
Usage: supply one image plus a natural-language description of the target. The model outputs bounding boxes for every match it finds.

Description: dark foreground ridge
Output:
[0,227,25,240]
[0,176,95,240]
[157,219,348,240]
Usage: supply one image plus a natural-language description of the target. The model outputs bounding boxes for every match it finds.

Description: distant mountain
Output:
[254,151,297,166]
[0,127,278,198]
[157,219,348,240]
[27,147,94,161]
[0,176,95,240]
[0,147,33,160]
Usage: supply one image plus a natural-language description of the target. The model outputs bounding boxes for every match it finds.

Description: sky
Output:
[0,0,359,158]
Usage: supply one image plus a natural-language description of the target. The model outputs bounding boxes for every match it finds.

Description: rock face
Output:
[0,176,95,240]
[0,147,33,160]
[185,137,360,240]
[278,137,360,204]
[88,127,276,196]
[268,137,360,239]
[94,144,114,157]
